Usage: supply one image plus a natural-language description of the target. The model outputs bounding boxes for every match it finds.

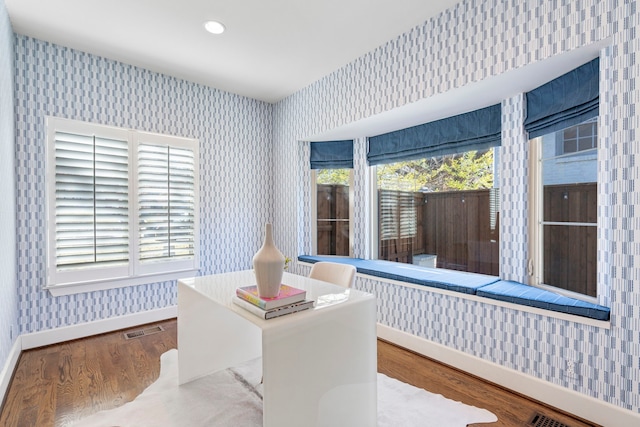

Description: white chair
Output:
[308,261,356,288]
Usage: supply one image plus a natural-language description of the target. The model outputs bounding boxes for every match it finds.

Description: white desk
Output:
[177,270,377,427]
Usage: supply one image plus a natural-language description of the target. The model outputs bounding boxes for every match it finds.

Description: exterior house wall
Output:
[541,132,598,186]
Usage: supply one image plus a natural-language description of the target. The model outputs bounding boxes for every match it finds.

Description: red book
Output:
[236,284,306,310]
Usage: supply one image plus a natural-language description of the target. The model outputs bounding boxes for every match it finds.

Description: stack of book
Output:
[233,284,314,319]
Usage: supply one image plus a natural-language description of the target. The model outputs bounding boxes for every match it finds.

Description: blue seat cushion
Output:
[476,280,610,321]
[298,255,499,295]
[299,256,610,321]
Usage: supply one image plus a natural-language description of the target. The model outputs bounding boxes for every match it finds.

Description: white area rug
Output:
[72,349,497,427]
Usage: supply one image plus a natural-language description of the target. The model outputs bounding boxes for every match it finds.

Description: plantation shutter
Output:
[138,144,196,261]
[54,132,129,269]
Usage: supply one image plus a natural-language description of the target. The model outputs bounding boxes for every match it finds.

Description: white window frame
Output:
[45,117,200,296]
[556,117,598,156]
[528,136,598,304]
[311,169,354,257]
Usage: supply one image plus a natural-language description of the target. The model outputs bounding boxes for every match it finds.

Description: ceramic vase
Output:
[253,223,285,298]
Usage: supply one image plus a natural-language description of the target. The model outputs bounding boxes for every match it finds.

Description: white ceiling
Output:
[5,0,463,104]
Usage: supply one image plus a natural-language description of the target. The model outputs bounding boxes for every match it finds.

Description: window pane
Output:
[563,126,578,139]
[559,118,597,155]
[576,123,594,138]
[540,118,598,298]
[316,169,350,256]
[542,183,597,223]
[578,137,593,151]
[563,139,576,154]
[376,149,499,275]
[542,120,598,223]
[543,224,597,297]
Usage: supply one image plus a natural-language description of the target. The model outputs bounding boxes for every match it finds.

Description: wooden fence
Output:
[543,183,597,297]
[316,183,596,296]
[379,189,500,276]
[316,184,350,256]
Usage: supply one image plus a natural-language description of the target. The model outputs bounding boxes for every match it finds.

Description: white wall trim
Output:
[377,323,640,427]
[0,336,22,407]
[1,307,176,406]
[21,306,177,350]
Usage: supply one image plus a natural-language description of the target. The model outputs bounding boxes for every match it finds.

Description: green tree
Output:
[317,169,350,185]
[377,149,494,192]
[439,150,494,190]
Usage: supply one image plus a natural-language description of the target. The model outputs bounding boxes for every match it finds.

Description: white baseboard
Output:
[21,306,177,350]
[0,336,22,406]
[1,307,176,407]
[377,323,640,427]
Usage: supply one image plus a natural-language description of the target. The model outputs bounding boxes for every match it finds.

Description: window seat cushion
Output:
[298,255,499,295]
[298,256,610,321]
[475,280,610,321]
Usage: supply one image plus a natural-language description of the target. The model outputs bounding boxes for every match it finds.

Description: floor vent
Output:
[528,412,570,427]
[124,325,165,340]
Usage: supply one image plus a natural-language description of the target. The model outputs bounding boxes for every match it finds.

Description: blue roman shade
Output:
[524,57,600,138]
[310,140,354,169]
[367,104,501,166]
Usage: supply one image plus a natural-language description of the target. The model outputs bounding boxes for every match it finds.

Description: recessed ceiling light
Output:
[204,20,225,35]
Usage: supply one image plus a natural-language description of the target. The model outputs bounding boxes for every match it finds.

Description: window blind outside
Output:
[379,189,416,241]
[54,132,129,269]
[138,144,195,262]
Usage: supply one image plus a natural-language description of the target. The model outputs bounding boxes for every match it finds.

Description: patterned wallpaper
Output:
[4,0,640,417]
[275,0,639,415]
[0,0,17,372]
[13,37,274,334]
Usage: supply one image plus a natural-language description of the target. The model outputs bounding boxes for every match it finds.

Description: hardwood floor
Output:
[377,339,598,427]
[1,318,597,427]
[0,320,177,427]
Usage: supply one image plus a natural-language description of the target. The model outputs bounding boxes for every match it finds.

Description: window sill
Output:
[45,269,200,296]
[298,255,610,323]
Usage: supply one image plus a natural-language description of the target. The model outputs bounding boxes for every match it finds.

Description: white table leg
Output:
[178,283,262,385]
[261,299,377,427]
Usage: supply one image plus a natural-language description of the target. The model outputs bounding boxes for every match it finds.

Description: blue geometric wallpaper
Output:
[4,0,640,419]
[274,0,639,415]
[13,36,274,334]
[0,0,17,371]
